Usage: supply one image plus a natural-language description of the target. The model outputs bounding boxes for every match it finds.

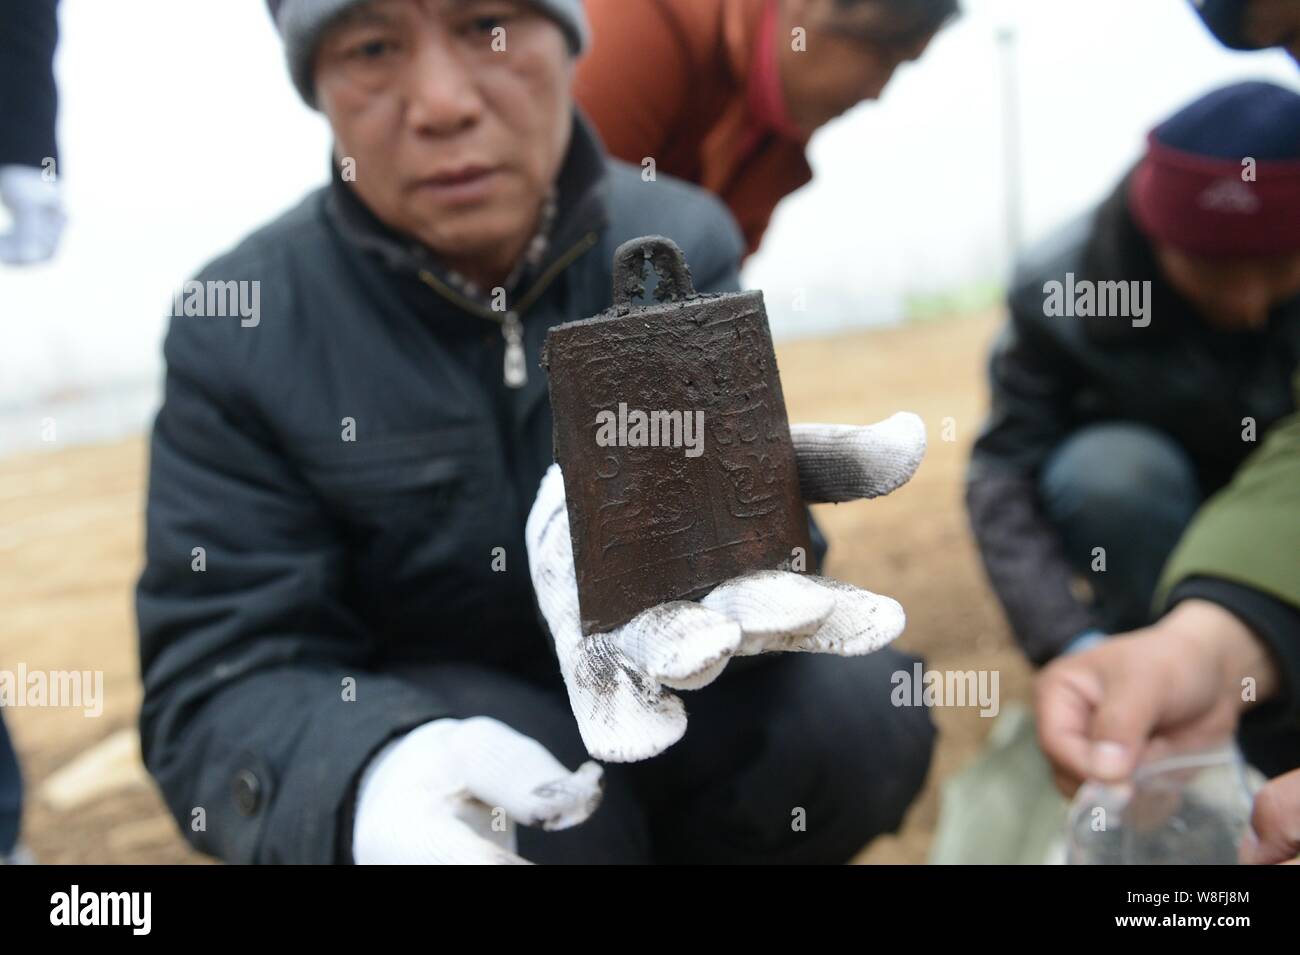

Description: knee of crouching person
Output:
[1038,422,1200,534]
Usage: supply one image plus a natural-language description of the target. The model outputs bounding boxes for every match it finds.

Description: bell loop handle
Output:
[611,236,697,314]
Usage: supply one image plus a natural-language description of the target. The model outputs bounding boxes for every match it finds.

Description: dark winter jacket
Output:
[135,115,816,864]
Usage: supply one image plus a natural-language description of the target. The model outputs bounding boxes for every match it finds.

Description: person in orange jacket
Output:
[574,0,958,257]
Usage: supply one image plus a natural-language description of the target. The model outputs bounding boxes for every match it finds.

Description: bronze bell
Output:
[542,235,811,636]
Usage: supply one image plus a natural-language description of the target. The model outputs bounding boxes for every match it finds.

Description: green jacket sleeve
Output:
[1157,401,1300,611]
[1156,383,1300,731]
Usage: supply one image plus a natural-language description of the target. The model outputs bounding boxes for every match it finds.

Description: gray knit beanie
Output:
[266,0,589,107]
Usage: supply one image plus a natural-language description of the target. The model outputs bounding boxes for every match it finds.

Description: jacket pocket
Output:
[291,426,507,640]
[296,427,480,529]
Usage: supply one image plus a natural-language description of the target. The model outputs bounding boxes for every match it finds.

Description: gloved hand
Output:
[526,413,927,763]
[0,165,66,265]
[352,716,604,864]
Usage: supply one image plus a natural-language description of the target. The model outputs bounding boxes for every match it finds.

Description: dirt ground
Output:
[0,307,1032,864]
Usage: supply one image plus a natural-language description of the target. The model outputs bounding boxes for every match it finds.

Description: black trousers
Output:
[399,647,936,864]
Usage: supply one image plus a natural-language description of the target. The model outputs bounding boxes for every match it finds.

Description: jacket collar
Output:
[722,0,763,93]
[723,0,810,144]
[1080,171,1199,345]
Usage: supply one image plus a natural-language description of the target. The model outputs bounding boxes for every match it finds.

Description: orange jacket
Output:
[574,0,813,256]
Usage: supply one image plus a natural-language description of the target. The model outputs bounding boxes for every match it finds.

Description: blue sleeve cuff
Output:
[1063,629,1107,656]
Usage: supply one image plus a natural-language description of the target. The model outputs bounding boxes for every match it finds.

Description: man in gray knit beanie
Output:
[266,0,589,107]
[268,0,591,295]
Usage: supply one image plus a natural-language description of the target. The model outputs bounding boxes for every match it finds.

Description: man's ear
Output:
[789,0,829,27]
[812,0,865,27]
[814,0,902,38]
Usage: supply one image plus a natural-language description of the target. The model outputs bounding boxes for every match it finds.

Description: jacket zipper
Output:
[417,230,600,389]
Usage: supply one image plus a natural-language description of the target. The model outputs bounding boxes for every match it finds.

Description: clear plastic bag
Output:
[1066,743,1265,865]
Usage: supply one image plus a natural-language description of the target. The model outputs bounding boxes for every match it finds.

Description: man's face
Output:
[778,0,939,132]
[1156,245,1300,332]
[315,0,574,272]
[1243,0,1300,61]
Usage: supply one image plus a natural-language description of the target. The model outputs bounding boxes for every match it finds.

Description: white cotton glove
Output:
[526,412,927,763]
[351,716,604,864]
[0,165,66,265]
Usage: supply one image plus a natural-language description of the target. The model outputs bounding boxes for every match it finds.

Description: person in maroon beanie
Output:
[967,81,1300,782]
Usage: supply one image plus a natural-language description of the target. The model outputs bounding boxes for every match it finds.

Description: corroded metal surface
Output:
[543,236,810,635]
